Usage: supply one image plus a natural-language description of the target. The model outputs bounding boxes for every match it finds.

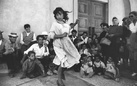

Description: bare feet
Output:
[57,80,65,86]
[62,73,66,80]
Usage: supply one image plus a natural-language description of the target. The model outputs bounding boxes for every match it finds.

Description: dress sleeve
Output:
[62,24,70,34]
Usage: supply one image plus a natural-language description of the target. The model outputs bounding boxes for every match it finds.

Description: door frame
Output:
[75,0,108,35]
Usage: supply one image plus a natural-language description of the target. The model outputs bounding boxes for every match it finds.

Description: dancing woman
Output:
[48,7,80,86]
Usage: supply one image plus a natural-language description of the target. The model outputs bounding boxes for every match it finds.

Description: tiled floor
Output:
[67,71,136,86]
[0,63,136,86]
[0,63,92,86]
[0,73,93,86]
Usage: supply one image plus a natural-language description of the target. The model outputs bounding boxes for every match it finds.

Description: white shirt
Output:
[78,36,88,46]
[72,36,77,42]
[24,43,49,58]
[106,61,116,75]
[0,40,2,45]
[129,22,137,33]
[94,61,105,68]
[48,22,70,47]
[20,32,36,44]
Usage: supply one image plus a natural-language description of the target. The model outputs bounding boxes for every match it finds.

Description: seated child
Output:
[79,44,91,56]
[80,55,94,78]
[104,57,120,81]
[20,51,46,79]
[94,55,105,75]
[91,43,99,55]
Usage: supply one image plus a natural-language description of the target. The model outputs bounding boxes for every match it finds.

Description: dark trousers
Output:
[0,55,4,63]
[101,44,109,57]
[109,43,119,66]
[38,56,50,72]
[72,63,81,72]
[130,59,137,73]
[5,53,18,74]
[94,67,104,74]
[21,44,29,54]
[20,45,29,66]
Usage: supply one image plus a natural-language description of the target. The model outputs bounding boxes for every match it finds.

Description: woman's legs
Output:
[57,66,65,85]
[61,68,66,80]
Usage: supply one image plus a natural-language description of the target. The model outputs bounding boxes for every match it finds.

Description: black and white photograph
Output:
[0,0,137,86]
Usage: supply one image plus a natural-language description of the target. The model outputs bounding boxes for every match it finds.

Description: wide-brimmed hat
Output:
[8,33,18,38]
[41,31,48,36]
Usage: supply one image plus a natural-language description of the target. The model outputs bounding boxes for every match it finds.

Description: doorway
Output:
[78,0,108,36]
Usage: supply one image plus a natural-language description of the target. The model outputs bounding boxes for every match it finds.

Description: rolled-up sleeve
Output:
[24,44,35,54]
[20,33,24,44]
[33,33,36,41]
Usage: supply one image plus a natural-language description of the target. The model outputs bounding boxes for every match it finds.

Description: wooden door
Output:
[78,0,108,36]
[78,0,89,35]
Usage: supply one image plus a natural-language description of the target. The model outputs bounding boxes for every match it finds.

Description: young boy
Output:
[80,55,94,78]
[20,24,36,54]
[94,55,105,75]
[20,51,46,79]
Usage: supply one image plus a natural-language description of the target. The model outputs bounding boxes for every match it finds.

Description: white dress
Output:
[129,22,137,33]
[106,61,116,76]
[49,21,80,68]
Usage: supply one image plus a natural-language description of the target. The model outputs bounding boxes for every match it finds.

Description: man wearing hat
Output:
[0,31,7,63]
[41,31,49,45]
[3,32,20,77]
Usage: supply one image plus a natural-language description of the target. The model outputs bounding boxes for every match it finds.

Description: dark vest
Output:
[23,31,34,45]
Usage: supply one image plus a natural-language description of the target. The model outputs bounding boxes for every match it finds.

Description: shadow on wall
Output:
[0,0,50,40]
[108,0,131,25]
[123,0,131,17]
[129,0,137,11]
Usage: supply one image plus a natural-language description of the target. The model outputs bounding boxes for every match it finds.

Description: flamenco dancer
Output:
[48,7,80,86]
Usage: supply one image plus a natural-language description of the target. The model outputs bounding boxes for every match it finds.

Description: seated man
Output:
[21,35,49,73]
[20,51,46,79]
[3,33,20,77]
[20,24,36,54]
